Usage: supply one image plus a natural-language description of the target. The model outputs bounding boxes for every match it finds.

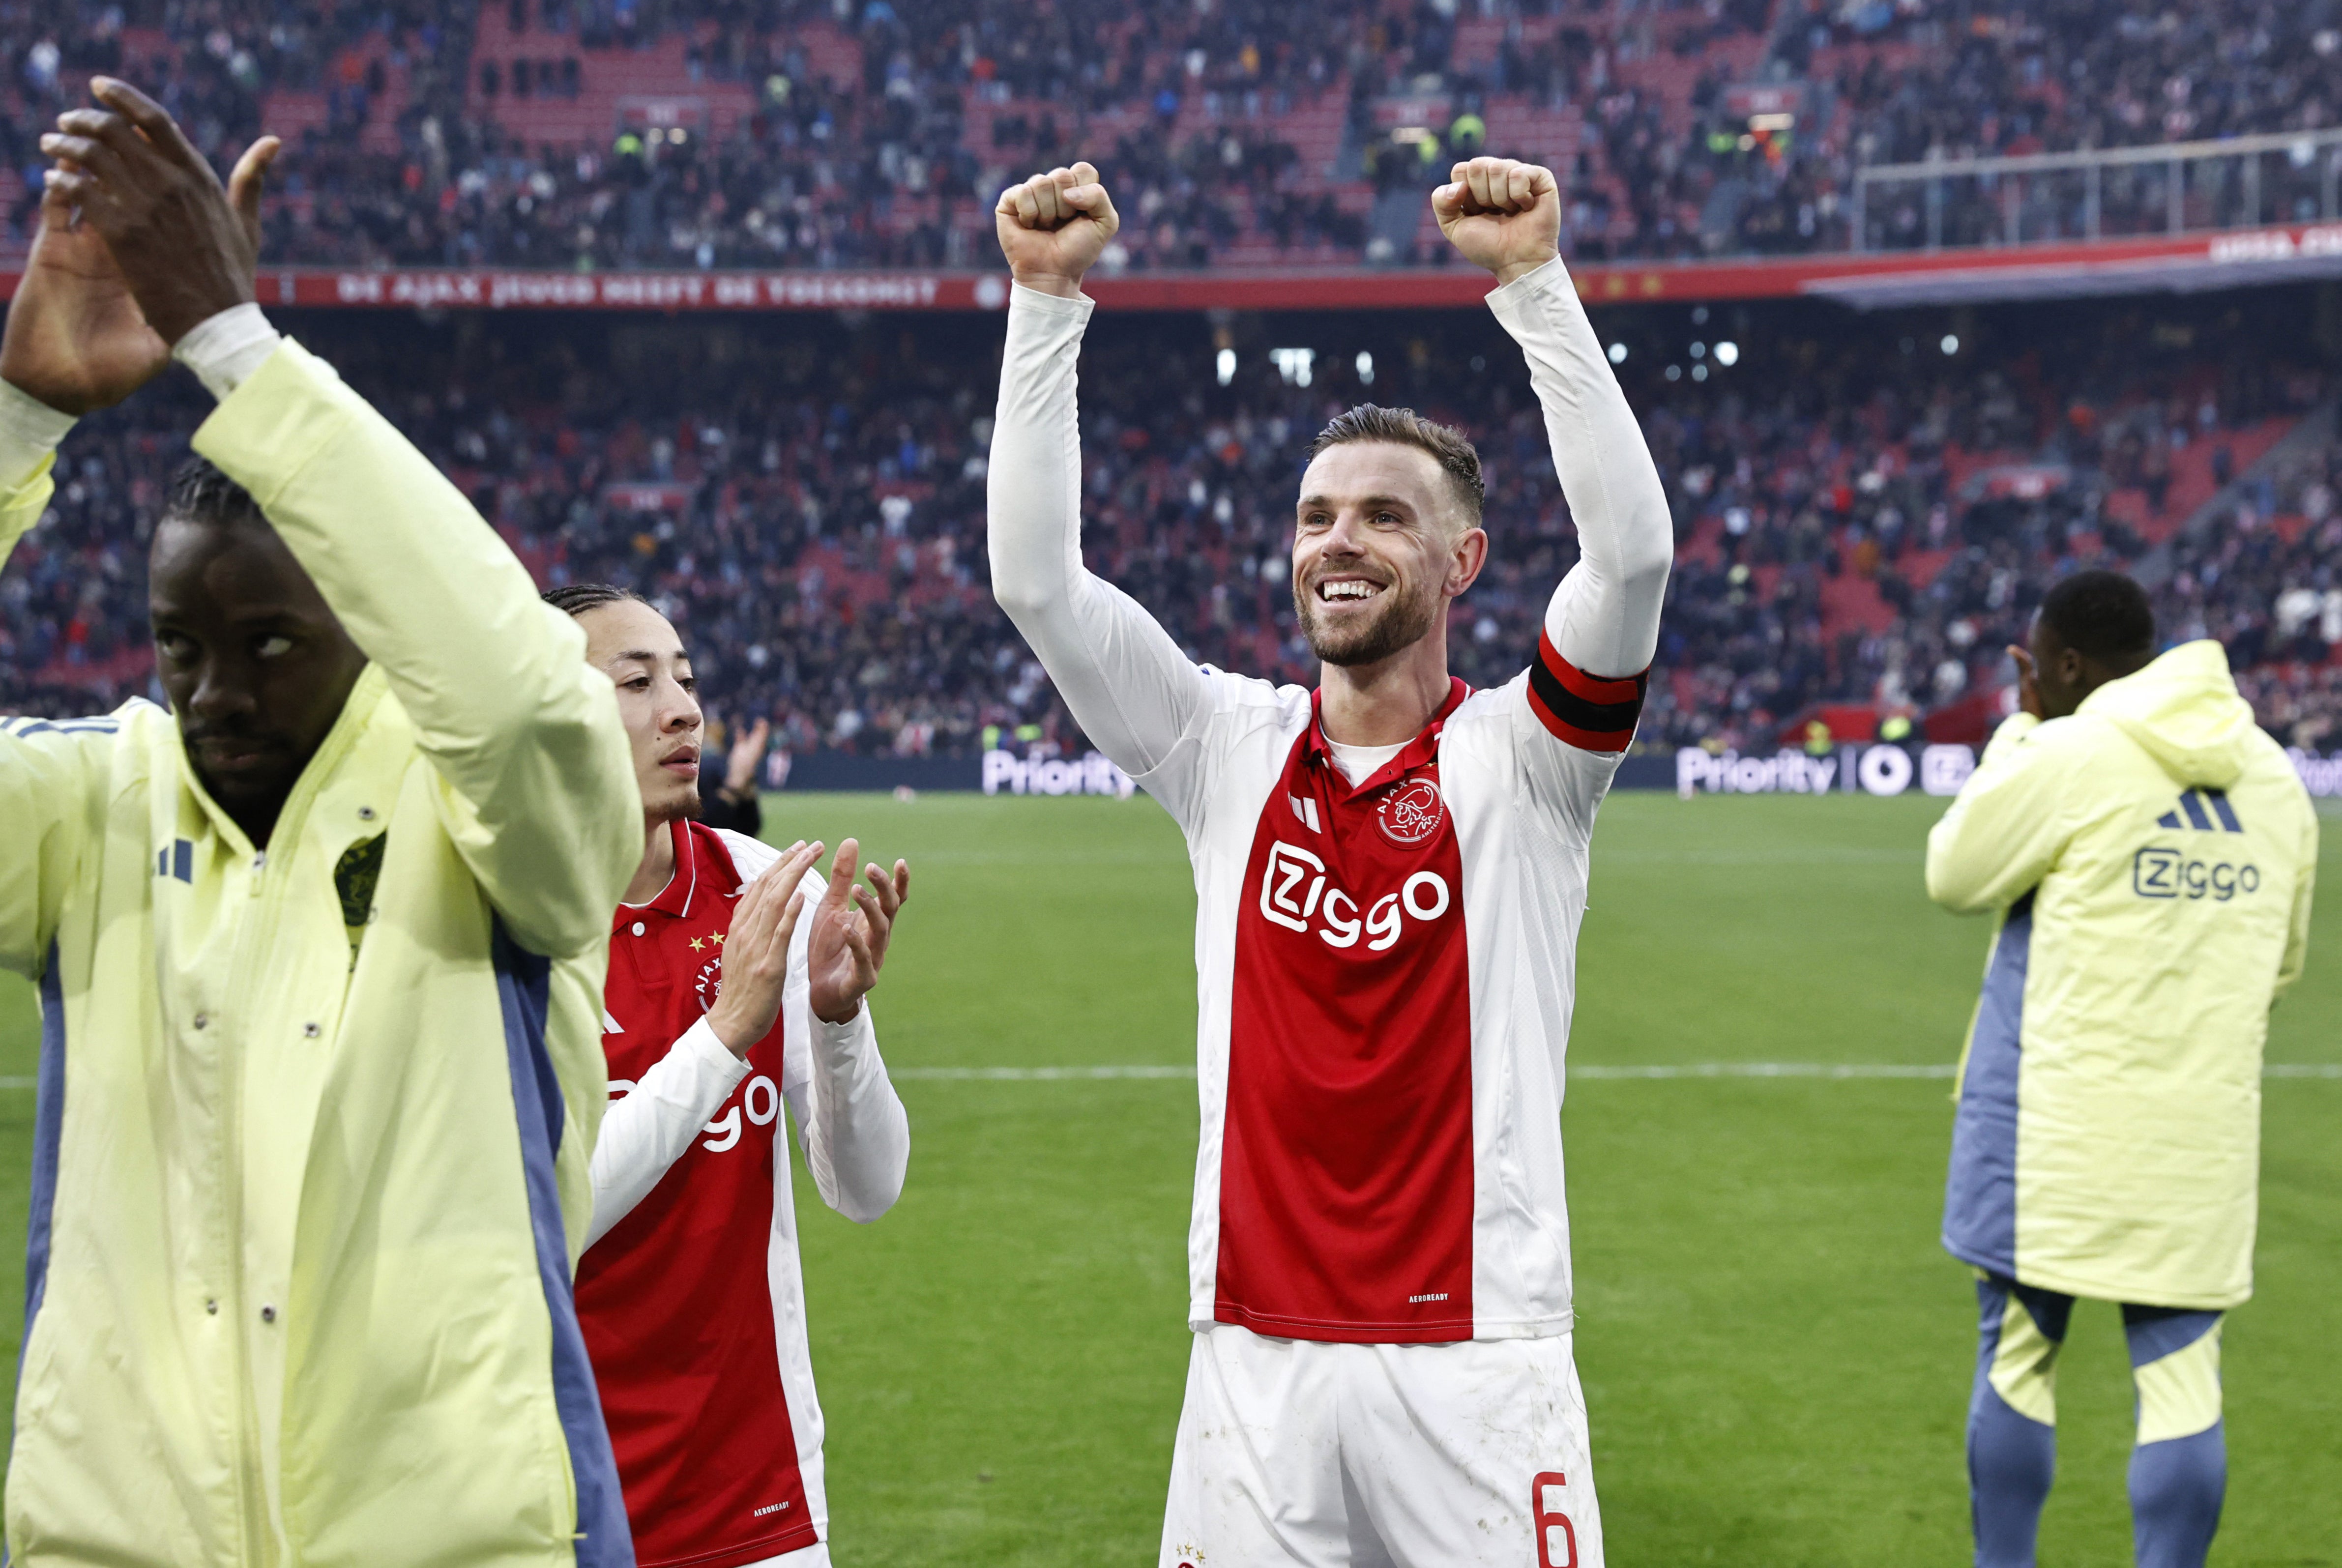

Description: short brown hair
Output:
[1306,405,1485,527]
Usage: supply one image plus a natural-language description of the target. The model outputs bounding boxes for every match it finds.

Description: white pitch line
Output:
[893,1065,1197,1081]
[1574,1062,1955,1079]
[0,1065,2329,1090]
[888,1062,2342,1082]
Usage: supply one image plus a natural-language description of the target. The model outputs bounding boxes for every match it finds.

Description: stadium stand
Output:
[12,0,2342,267]
[6,280,2338,761]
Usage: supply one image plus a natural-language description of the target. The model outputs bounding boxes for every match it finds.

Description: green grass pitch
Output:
[0,790,2334,1565]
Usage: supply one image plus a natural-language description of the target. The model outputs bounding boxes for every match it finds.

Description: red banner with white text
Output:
[8,223,2342,312]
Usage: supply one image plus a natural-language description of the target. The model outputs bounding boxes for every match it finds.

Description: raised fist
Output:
[1432,157,1562,287]
[994,162,1119,299]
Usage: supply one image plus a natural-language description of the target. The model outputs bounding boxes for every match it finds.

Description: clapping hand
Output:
[38,78,278,347]
[5,83,276,414]
[805,839,911,1025]
[704,841,827,1057]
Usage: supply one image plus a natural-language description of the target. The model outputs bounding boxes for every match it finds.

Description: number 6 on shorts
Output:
[1532,1471,1577,1568]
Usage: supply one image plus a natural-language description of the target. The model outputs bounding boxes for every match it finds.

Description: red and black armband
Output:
[1527,629,1649,753]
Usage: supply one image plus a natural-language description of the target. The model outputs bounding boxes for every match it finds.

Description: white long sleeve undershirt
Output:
[1483,259,1675,678]
[172,302,283,402]
[985,258,1672,777]
[585,857,909,1250]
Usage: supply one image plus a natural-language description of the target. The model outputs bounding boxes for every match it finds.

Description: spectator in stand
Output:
[7,281,2339,769]
[698,712,770,834]
[14,0,2342,269]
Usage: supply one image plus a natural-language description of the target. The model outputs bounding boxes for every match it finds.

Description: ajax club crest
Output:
[1377,776,1446,847]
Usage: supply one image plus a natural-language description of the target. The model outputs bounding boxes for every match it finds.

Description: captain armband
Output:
[1526,629,1648,754]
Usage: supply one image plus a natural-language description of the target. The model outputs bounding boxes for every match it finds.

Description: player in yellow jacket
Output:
[2,82,641,1565]
[1926,570,2317,1568]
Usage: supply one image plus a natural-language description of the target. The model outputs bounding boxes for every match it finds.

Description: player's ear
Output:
[1448,524,1489,597]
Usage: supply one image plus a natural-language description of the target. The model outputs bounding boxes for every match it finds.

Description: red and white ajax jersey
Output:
[1159,652,1643,1342]
[986,256,1671,1350]
[577,821,825,1568]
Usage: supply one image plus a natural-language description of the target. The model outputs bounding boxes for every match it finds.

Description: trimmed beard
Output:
[1293,574,1442,667]
[645,774,703,823]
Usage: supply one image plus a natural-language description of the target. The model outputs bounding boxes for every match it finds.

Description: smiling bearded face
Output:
[1289,436,1473,668]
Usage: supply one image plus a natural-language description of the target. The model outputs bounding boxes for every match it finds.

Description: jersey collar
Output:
[615,817,702,929]
[1305,676,1469,796]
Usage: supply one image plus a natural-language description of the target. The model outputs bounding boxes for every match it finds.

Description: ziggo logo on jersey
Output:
[606,1074,783,1152]
[1259,840,1451,950]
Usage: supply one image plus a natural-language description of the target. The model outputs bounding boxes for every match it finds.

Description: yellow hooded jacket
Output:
[0,343,641,1566]
[1927,640,2317,1309]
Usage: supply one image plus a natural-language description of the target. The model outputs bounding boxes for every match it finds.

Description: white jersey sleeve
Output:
[988,284,1249,833]
[584,1014,751,1250]
[733,830,910,1226]
[1485,258,1673,837]
[1490,258,1673,681]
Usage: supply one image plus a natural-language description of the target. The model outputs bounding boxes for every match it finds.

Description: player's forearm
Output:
[585,1017,753,1249]
[1489,260,1673,677]
[0,382,70,571]
[0,385,93,971]
[2275,830,2315,997]
[190,334,579,741]
[1924,719,2062,913]
[793,1006,908,1223]
[0,381,72,493]
[1925,789,2027,915]
[192,334,637,953]
[986,285,1205,775]
[0,378,117,970]
[988,285,1092,623]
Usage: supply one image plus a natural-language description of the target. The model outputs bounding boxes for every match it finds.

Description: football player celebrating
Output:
[548,583,911,1568]
[7,84,640,1564]
[989,158,1670,1567]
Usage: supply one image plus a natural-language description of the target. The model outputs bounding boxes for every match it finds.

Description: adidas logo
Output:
[2156,788,2242,833]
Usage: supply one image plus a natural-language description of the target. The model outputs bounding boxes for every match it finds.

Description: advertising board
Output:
[1666,744,1977,799]
[769,745,2342,798]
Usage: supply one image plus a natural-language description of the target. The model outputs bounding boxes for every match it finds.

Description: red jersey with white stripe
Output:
[1178,651,1641,1341]
[1220,682,1475,1339]
[987,255,1671,1347]
[577,821,822,1567]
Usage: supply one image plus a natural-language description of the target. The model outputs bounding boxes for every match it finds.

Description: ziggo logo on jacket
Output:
[2131,847,2262,901]
[1259,840,1452,951]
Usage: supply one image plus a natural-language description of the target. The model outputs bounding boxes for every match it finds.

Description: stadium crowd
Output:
[13,0,2342,269]
[5,284,2339,760]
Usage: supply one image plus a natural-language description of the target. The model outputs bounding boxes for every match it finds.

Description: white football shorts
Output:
[1160,1323,1603,1568]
